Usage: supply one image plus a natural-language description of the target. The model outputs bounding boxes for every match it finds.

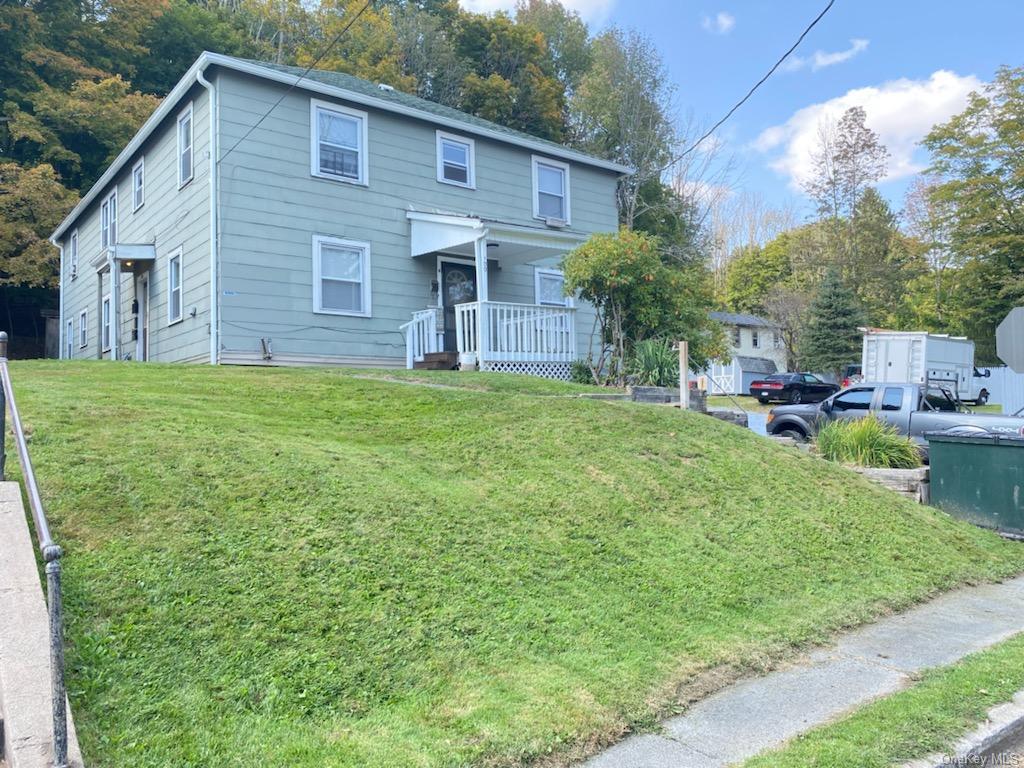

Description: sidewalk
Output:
[583,575,1024,768]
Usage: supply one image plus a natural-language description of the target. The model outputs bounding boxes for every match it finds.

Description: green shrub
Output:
[570,359,596,385]
[628,339,679,387]
[817,417,922,469]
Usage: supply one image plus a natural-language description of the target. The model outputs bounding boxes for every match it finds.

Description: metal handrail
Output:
[0,332,68,768]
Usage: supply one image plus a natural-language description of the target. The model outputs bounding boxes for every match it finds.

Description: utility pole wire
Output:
[219,0,377,165]
[666,0,837,168]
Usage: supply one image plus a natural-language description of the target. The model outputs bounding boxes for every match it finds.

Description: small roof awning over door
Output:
[408,212,485,257]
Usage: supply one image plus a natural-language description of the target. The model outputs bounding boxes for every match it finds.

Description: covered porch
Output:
[91,244,157,362]
[402,212,584,380]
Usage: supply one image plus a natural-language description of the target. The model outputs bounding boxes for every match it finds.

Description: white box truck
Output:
[861,330,987,404]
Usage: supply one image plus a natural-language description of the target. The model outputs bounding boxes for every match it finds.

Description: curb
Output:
[913,689,1024,767]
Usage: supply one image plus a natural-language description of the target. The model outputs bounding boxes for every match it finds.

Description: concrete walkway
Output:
[583,575,1024,768]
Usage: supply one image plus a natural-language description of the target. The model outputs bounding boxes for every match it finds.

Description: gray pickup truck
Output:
[766,382,1024,444]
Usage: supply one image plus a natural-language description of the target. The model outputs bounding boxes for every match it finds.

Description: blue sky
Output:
[463,0,1024,216]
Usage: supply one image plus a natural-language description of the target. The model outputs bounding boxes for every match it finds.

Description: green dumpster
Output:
[927,432,1024,537]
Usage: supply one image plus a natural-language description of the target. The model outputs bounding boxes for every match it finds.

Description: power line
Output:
[669,0,837,165]
[219,0,377,165]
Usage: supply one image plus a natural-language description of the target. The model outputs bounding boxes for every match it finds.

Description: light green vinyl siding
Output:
[59,85,212,363]
[216,69,618,365]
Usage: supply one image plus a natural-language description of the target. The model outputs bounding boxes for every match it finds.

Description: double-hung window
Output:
[532,156,570,223]
[436,132,474,188]
[312,100,368,184]
[167,249,183,324]
[66,319,73,359]
[79,310,88,348]
[535,268,571,307]
[69,229,78,277]
[731,327,741,346]
[100,191,117,249]
[178,103,193,187]
[751,330,760,349]
[102,296,111,352]
[313,235,371,317]
[132,158,145,211]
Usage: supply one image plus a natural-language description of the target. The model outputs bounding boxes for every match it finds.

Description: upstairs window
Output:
[167,249,183,324]
[132,158,145,211]
[751,329,760,349]
[100,191,117,249]
[313,235,371,317]
[102,295,111,351]
[731,327,741,346]
[178,103,194,187]
[532,156,570,223]
[436,132,474,188]
[312,100,368,185]
[69,230,79,276]
[535,268,571,307]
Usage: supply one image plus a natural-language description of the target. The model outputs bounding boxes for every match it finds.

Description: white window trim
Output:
[167,247,184,325]
[101,295,111,352]
[751,329,760,349]
[531,155,571,225]
[312,235,372,317]
[132,157,145,212]
[177,102,194,188]
[69,229,79,278]
[436,130,475,189]
[100,190,117,250]
[66,319,73,359]
[534,267,573,308]
[310,98,369,186]
[79,310,88,348]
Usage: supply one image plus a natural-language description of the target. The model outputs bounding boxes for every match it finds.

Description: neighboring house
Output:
[704,311,788,395]
[51,52,628,379]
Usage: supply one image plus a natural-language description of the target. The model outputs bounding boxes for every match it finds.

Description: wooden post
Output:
[678,340,689,410]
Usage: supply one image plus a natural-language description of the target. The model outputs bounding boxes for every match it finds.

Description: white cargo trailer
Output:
[861,330,982,402]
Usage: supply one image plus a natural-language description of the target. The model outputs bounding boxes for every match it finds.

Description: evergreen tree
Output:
[799,268,863,379]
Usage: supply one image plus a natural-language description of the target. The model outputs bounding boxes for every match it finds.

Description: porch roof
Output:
[407,211,587,263]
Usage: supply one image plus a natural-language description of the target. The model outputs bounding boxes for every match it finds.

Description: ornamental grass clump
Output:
[817,417,922,469]
[628,339,679,387]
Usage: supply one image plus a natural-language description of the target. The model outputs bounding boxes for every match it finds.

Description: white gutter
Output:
[57,244,64,359]
[196,68,219,365]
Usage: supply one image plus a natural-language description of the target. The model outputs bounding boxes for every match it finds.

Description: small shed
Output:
[705,355,779,395]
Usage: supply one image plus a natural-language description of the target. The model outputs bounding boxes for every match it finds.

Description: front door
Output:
[135,274,149,361]
[441,260,477,352]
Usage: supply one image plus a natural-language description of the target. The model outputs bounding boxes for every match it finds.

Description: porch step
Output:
[414,352,459,370]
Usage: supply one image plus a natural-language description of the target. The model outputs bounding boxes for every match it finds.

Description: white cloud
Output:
[701,11,736,34]
[783,38,870,72]
[754,70,982,190]
[459,0,614,23]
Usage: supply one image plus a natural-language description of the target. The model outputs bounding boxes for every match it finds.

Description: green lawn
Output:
[11,361,1024,768]
[743,632,1024,767]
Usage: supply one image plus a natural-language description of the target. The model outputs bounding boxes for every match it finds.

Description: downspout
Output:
[196,66,219,365]
[56,241,64,359]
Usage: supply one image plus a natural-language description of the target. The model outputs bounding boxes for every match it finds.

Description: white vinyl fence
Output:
[978,366,1024,415]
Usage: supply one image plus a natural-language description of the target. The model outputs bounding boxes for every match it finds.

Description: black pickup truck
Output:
[766,382,1024,444]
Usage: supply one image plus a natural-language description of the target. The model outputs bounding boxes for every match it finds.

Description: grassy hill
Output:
[12,361,1024,767]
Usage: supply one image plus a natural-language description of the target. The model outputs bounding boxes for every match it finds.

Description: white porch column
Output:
[108,253,121,361]
[474,232,490,365]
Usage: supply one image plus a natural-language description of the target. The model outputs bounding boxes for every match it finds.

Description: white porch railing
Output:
[401,307,443,368]
[455,301,576,364]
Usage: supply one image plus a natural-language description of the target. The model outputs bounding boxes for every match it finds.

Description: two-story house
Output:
[51,52,628,379]
[703,311,789,395]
